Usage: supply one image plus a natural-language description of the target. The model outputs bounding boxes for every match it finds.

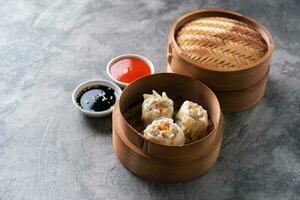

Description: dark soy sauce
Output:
[77,85,116,112]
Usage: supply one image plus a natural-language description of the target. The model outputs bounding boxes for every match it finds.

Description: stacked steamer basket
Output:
[167,9,274,112]
[112,73,224,182]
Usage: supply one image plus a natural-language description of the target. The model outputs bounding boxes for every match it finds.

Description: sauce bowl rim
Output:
[106,54,155,87]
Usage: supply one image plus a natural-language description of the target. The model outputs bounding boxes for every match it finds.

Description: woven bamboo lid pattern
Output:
[176,16,268,70]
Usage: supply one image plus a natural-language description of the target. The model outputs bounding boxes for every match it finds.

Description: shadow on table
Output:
[81,114,113,134]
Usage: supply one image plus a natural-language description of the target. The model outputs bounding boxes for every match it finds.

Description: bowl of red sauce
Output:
[106,54,154,87]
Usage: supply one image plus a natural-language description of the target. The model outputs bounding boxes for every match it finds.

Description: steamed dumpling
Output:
[143,118,185,146]
[141,90,174,125]
[176,100,208,143]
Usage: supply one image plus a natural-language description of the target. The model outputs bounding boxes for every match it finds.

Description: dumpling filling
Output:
[141,90,174,125]
[176,100,208,143]
[144,118,185,146]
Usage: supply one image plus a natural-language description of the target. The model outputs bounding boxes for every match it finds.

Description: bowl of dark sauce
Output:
[72,80,122,117]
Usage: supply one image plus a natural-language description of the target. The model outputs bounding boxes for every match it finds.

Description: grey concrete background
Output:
[0,0,299,199]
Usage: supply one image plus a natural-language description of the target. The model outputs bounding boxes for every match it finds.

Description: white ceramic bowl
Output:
[72,79,122,117]
[106,54,155,87]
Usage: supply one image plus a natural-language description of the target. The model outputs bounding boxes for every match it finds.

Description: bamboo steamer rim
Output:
[169,9,274,72]
[118,73,222,149]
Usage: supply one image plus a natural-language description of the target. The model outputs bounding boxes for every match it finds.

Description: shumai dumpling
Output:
[176,100,208,143]
[144,118,185,146]
[141,90,174,125]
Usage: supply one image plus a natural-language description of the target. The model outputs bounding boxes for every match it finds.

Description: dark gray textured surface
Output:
[0,0,299,199]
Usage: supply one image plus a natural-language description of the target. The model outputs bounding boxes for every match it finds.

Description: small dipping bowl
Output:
[106,54,154,87]
[72,79,122,117]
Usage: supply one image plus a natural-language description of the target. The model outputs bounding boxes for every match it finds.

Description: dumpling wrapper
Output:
[176,100,208,143]
[144,118,185,146]
[141,90,174,125]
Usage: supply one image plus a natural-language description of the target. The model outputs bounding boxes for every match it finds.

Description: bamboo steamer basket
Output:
[214,66,269,112]
[168,65,270,113]
[167,9,274,112]
[112,73,224,182]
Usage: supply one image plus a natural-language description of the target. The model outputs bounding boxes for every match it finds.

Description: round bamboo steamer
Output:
[112,73,224,182]
[167,9,274,92]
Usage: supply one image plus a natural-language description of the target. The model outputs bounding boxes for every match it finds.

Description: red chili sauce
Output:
[110,57,151,84]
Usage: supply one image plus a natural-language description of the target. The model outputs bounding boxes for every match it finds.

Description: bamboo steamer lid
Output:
[176,17,267,70]
[168,9,274,91]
